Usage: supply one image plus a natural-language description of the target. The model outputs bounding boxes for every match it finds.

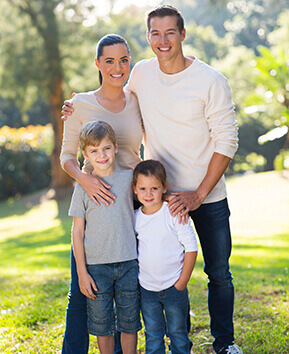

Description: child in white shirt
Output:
[132,160,198,353]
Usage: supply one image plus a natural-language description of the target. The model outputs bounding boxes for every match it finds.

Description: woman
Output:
[60,34,143,354]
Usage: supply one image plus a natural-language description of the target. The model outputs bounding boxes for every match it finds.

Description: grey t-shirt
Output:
[69,168,137,264]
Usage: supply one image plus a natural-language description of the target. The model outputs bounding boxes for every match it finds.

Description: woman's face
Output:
[95,43,131,87]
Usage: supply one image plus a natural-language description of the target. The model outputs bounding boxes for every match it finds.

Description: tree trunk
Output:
[16,0,72,188]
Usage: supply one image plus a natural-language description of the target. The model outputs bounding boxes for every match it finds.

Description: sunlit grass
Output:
[0,172,288,353]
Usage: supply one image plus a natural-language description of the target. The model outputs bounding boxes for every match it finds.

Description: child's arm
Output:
[174,251,197,291]
[171,210,198,290]
[72,216,98,299]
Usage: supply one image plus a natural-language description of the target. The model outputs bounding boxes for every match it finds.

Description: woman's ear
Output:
[95,58,100,69]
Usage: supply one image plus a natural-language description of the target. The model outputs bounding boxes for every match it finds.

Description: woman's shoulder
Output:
[72,91,96,105]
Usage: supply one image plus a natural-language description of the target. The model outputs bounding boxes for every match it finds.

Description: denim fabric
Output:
[61,248,124,354]
[87,260,141,336]
[189,198,234,352]
[140,285,191,354]
[62,248,89,354]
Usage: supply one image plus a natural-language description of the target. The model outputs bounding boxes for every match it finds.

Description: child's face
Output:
[133,174,167,214]
[82,136,118,176]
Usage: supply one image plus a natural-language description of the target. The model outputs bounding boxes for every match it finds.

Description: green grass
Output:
[0,172,289,353]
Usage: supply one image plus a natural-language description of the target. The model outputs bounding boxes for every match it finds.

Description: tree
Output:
[3,0,70,188]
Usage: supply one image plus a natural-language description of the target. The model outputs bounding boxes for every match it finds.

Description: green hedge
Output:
[0,145,51,200]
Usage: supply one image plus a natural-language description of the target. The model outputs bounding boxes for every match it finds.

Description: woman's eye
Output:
[121,59,128,63]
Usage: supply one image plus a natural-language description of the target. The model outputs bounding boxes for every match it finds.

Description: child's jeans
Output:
[87,260,141,336]
[140,285,191,354]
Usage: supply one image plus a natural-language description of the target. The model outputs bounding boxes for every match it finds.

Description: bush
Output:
[0,125,52,200]
[0,145,51,200]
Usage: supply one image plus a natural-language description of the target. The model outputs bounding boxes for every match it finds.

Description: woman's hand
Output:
[78,271,98,299]
[61,100,74,121]
[78,172,115,206]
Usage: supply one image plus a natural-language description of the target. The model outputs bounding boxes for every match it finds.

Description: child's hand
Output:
[174,278,187,291]
[177,212,189,225]
[79,272,98,299]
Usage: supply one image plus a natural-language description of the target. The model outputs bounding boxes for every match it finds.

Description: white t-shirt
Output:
[135,202,198,291]
[127,57,239,203]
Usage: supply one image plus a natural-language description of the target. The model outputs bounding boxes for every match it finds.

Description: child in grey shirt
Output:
[68,120,141,352]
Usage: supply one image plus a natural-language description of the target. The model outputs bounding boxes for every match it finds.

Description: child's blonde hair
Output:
[79,121,116,152]
[132,160,167,187]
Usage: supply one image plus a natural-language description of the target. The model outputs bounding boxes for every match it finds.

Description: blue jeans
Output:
[140,285,191,353]
[62,248,123,354]
[189,198,234,352]
[86,260,141,336]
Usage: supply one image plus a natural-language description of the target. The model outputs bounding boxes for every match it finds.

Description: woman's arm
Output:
[64,159,115,206]
[60,96,115,205]
[72,217,97,299]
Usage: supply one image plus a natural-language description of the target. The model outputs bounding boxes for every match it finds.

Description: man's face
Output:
[147,15,185,63]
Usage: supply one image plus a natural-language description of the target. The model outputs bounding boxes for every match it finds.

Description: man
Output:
[61,5,241,354]
[126,6,240,353]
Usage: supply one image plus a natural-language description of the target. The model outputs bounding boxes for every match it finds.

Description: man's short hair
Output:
[79,121,116,152]
[146,5,184,34]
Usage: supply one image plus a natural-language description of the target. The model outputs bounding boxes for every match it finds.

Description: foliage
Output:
[0,172,288,352]
[0,98,23,128]
[0,97,50,128]
[0,125,53,153]
[0,125,53,199]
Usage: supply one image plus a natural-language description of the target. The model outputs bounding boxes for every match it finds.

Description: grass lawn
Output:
[0,171,288,353]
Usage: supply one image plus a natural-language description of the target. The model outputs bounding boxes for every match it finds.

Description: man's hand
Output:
[78,172,115,206]
[79,272,98,299]
[61,100,74,121]
[168,191,203,217]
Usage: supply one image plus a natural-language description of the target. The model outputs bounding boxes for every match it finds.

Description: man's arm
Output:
[168,152,231,217]
[174,251,197,291]
[61,100,74,121]
[72,217,97,299]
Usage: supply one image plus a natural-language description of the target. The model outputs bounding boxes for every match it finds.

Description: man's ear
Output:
[181,28,186,42]
[146,31,151,45]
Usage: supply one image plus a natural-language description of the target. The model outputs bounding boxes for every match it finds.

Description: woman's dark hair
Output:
[132,160,167,187]
[96,34,130,85]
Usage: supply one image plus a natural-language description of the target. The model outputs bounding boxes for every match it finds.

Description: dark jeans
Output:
[61,248,123,354]
[140,285,191,353]
[189,198,234,352]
